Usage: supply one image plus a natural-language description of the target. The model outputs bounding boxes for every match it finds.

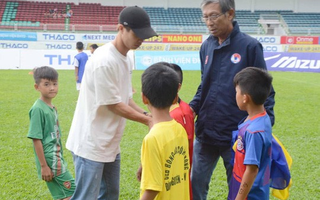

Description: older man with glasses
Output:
[189,0,276,199]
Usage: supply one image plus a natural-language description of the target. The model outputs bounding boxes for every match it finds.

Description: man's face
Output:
[122,28,143,50]
[202,3,233,39]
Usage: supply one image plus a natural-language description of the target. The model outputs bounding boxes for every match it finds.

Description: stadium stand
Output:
[234,10,265,34]
[143,7,206,33]
[0,1,122,31]
[281,12,320,35]
[0,0,319,35]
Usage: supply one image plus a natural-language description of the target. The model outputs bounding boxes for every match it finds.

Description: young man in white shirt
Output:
[66,6,157,200]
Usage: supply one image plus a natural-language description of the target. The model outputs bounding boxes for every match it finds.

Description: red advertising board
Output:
[281,36,319,45]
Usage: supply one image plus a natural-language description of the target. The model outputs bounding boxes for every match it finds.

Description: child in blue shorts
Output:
[27,66,75,200]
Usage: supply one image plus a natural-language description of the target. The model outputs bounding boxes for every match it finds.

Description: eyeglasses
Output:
[201,13,224,22]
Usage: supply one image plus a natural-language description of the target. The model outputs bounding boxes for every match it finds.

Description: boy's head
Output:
[33,66,59,99]
[157,62,183,85]
[233,67,272,106]
[90,44,98,54]
[141,62,179,109]
[33,66,58,84]
[76,41,84,51]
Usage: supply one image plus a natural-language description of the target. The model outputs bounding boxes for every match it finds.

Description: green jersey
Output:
[28,99,67,179]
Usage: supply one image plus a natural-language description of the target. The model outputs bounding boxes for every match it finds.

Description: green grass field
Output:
[0,70,319,199]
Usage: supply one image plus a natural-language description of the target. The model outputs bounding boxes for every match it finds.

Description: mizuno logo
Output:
[265,55,320,69]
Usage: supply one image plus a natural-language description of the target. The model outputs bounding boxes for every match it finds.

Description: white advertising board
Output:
[0,49,135,70]
[36,32,116,42]
[0,41,77,50]
[251,35,281,44]
[0,49,81,69]
[262,44,285,52]
[0,49,21,69]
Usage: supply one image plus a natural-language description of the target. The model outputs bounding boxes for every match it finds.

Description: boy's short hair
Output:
[33,66,58,84]
[168,63,183,84]
[76,41,84,50]
[90,44,98,50]
[233,67,272,105]
[142,62,179,109]
[157,62,183,84]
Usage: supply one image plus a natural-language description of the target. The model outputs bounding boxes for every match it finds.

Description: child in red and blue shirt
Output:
[228,67,273,200]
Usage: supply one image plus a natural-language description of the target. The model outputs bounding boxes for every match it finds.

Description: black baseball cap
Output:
[119,6,158,40]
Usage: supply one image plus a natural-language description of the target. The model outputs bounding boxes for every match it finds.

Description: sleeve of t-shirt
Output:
[73,58,79,67]
[140,134,163,192]
[243,131,264,168]
[93,64,122,105]
[27,107,44,140]
[128,55,134,99]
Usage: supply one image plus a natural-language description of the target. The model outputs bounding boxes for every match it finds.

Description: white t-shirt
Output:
[66,42,133,162]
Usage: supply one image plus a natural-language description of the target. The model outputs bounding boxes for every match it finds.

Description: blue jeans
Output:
[70,153,121,200]
[191,139,233,200]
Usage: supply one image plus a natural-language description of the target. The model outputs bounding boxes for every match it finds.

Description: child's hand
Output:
[136,165,142,182]
[189,106,196,118]
[41,165,54,182]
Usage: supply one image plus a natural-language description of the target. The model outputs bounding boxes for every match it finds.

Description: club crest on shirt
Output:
[236,138,244,151]
[63,181,71,189]
[230,53,241,64]
[205,55,209,64]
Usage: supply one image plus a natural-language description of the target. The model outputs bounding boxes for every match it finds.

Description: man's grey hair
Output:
[200,0,235,13]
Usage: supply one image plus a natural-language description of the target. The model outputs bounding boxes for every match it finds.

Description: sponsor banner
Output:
[0,31,37,41]
[81,34,116,41]
[37,32,116,42]
[136,44,201,51]
[44,42,76,50]
[0,49,81,69]
[0,41,30,49]
[37,33,78,41]
[137,44,166,51]
[135,51,200,70]
[169,44,201,51]
[253,35,281,44]
[144,35,163,43]
[20,50,80,69]
[287,45,320,53]
[144,35,203,43]
[264,52,320,73]
[0,41,77,49]
[280,36,319,45]
[262,44,284,52]
[1,49,318,73]
[0,49,134,69]
[162,34,203,43]
[201,35,282,44]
